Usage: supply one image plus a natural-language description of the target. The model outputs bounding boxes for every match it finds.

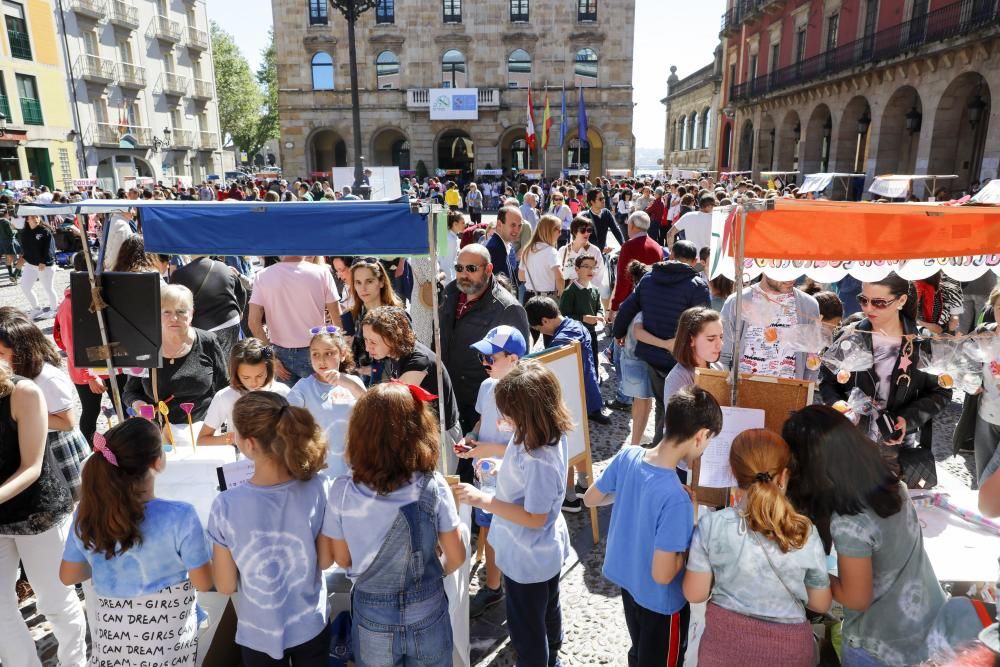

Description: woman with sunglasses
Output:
[819,273,951,470]
[343,258,403,385]
[549,191,574,247]
[559,216,605,289]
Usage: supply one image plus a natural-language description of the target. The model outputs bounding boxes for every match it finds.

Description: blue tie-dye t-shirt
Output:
[62,498,211,598]
[206,475,329,659]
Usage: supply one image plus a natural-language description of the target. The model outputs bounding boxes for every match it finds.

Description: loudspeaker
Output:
[71,271,162,368]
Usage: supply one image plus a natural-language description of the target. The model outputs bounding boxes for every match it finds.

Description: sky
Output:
[206,0,724,151]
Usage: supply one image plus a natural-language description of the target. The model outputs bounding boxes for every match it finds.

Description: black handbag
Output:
[898,446,937,489]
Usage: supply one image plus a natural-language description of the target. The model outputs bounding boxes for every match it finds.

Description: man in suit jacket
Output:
[485,204,523,282]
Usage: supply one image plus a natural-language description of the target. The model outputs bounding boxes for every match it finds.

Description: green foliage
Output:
[210,21,277,158]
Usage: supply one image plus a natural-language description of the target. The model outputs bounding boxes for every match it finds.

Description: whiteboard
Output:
[330,166,402,200]
[532,341,590,463]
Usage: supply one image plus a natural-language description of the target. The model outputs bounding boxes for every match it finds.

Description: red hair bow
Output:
[390,379,438,402]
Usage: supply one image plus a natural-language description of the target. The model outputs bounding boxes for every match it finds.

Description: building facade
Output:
[0,0,80,189]
[716,0,1000,196]
[662,57,722,173]
[273,0,636,182]
[56,0,224,191]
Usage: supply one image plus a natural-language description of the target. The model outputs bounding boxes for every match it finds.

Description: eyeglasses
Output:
[351,256,379,266]
[161,309,190,319]
[580,229,592,235]
[455,263,484,274]
[310,325,341,335]
[856,295,899,310]
[478,352,497,365]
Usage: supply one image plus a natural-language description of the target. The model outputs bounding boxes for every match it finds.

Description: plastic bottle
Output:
[477,460,497,497]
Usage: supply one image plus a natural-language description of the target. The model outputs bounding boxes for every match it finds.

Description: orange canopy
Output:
[738,200,1000,261]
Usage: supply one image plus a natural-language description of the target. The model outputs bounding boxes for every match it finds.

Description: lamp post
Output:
[0,112,6,138]
[967,88,988,191]
[905,105,922,135]
[855,108,871,173]
[329,0,379,195]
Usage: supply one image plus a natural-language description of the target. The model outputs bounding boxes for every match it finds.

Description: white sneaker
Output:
[27,308,43,321]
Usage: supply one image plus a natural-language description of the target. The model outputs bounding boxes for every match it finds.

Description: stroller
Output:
[53,219,86,267]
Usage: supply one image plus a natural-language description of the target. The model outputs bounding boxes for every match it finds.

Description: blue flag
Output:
[578,87,588,147]
[559,85,568,148]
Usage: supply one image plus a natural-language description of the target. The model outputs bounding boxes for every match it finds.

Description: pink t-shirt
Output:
[249,261,339,348]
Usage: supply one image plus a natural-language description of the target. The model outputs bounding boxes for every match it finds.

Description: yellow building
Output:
[0,0,79,189]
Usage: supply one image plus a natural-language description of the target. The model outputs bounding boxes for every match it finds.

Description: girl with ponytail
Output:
[60,418,213,664]
[683,429,831,667]
[206,391,333,664]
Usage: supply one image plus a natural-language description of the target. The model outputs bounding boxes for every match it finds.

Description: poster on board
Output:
[330,166,402,200]
[429,88,479,120]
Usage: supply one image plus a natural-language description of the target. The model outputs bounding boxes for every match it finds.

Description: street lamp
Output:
[792,122,801,141]
[967,92,987,128]
[153,127,172,153]
[0,112,6,138]
[856,108,871,135]
[329,0,380,195]
[905,104,922,135]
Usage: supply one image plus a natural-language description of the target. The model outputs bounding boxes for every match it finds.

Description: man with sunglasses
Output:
[719,274,820,382]
[438,245,531,474]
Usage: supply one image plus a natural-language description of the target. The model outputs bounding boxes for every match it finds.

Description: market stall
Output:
[759,170,800,189]
[869,173,959,201]
[797,172,865,200]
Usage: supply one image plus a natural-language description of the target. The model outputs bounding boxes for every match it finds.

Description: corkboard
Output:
[691,368,815,508]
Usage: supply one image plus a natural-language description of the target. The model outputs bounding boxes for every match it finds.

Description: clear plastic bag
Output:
[821,334,874,383]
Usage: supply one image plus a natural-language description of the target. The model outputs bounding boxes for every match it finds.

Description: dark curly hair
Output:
[362,306,416,359]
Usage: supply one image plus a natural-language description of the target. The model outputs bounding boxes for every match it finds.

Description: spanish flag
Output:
[541,90,553,150]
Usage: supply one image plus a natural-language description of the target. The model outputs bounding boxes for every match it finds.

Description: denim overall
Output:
[351,474,453,667]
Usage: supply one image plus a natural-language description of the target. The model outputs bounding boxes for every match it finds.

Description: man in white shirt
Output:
[667,192,715,256]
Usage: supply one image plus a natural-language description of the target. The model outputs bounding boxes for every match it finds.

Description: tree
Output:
[210,21,268,158]
[255,29,280,153]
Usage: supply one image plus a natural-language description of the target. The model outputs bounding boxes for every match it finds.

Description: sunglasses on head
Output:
[856,295,899,309]
[351,256,379,266]
[455,263,483,274]
[310,325,341,335]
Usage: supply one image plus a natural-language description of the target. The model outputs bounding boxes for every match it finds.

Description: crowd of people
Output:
[0,172,998,667]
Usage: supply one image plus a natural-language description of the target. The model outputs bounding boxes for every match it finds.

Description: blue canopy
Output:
[17,198,429,256]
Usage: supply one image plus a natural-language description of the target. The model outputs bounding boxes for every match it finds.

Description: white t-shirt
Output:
[674,210,713,252]
[522,243,560,292]
[202,382,291,432]
[34,363,76,421]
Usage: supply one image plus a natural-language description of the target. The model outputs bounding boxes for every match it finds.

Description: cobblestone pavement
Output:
[2,267,975,666]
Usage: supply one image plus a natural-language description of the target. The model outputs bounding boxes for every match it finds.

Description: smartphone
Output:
[876,413,903,442]
[453,441,472,453]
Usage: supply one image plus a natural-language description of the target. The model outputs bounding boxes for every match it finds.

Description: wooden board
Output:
[692,368,815,508]
[532,342,600,543]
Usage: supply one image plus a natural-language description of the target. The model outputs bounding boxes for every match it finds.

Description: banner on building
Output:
[73,179,98,188]
[429,88,479,120]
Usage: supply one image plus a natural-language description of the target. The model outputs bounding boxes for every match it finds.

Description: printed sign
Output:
[216,458,255,491]
[90,579,198,666]
[73,178,98,188]
[429,88,479,120]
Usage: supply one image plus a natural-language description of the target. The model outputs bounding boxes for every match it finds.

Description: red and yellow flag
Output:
[541,90,553,150]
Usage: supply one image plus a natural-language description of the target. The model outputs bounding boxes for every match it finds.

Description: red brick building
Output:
[715,0,999,196]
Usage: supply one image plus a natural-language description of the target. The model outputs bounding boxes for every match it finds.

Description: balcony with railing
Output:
[158,72,188,96]
[88,122,152,147]
[148,15,183,43]
[68,0,106,19]
[19,98,42,125]
[197,131,218,150]
[108,0,139,29]
[76,54,116,84]
[187,26,208,51]
[191,78,213,100]
[729,0,1000,103]
[0,94,10,121]
[6,28,31,59]
[170,128,194,148]
[720,0,784,34]
[117,62,146,89]
[406,88,500,110]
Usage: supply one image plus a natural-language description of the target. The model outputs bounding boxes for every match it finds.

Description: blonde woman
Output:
[518,213,564,304]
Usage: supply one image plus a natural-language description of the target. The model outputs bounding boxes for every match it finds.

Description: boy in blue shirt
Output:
[584,386,723,667]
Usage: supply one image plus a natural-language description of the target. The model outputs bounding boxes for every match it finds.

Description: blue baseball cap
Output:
[470,325,527,358]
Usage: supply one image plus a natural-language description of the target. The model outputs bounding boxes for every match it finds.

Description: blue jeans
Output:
[352,592,451,667]
[841,643,886,667]
[271,344,313,388]
[612,344,631,405]
[504,573,563,667]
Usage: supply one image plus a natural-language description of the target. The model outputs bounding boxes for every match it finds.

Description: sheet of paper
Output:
[216,459,255,491]
[698,406,766,488]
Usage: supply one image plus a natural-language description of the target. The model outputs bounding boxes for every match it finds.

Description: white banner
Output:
[429,88,479,120]
[330,166,402,199]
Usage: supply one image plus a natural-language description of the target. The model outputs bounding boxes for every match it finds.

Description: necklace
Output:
[162,338,191,365]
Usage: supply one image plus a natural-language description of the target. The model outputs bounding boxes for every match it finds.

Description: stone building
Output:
[273,0,636,182]
[56,0,225,190]
[715,0,1000,197]
[0,0,80,189]
[661,54,722,173]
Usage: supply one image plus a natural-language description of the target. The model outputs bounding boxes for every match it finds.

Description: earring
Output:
[897,306,903,310]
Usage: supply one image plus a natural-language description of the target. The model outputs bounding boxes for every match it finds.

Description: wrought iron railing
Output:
[6,28,31,59]
[730,0,999,103]
[20,98,42,125]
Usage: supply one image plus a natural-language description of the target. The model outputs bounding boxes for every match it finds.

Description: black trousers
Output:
[647,362,674,444]
[240,625,330,666]
[504,573,562,667]
[621,589,690,667]
[74,374,128,446]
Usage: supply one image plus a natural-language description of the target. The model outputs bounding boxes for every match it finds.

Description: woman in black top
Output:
[16,215,59,319]
[361,306,463,466]
[0,362,86,665]
[124,283,229,442]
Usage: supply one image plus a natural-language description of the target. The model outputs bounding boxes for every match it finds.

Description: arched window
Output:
[701,108,711,148]
[574,48,597,87]
[681,116,688,151]
[690,112,699,151]
[376,50,400,89]
[311,52,334,90]
[441,49,466,88]
[507,49,530,89]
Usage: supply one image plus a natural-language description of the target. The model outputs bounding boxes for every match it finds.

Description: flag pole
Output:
[527,81,532,171]
[560,81,565,178]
